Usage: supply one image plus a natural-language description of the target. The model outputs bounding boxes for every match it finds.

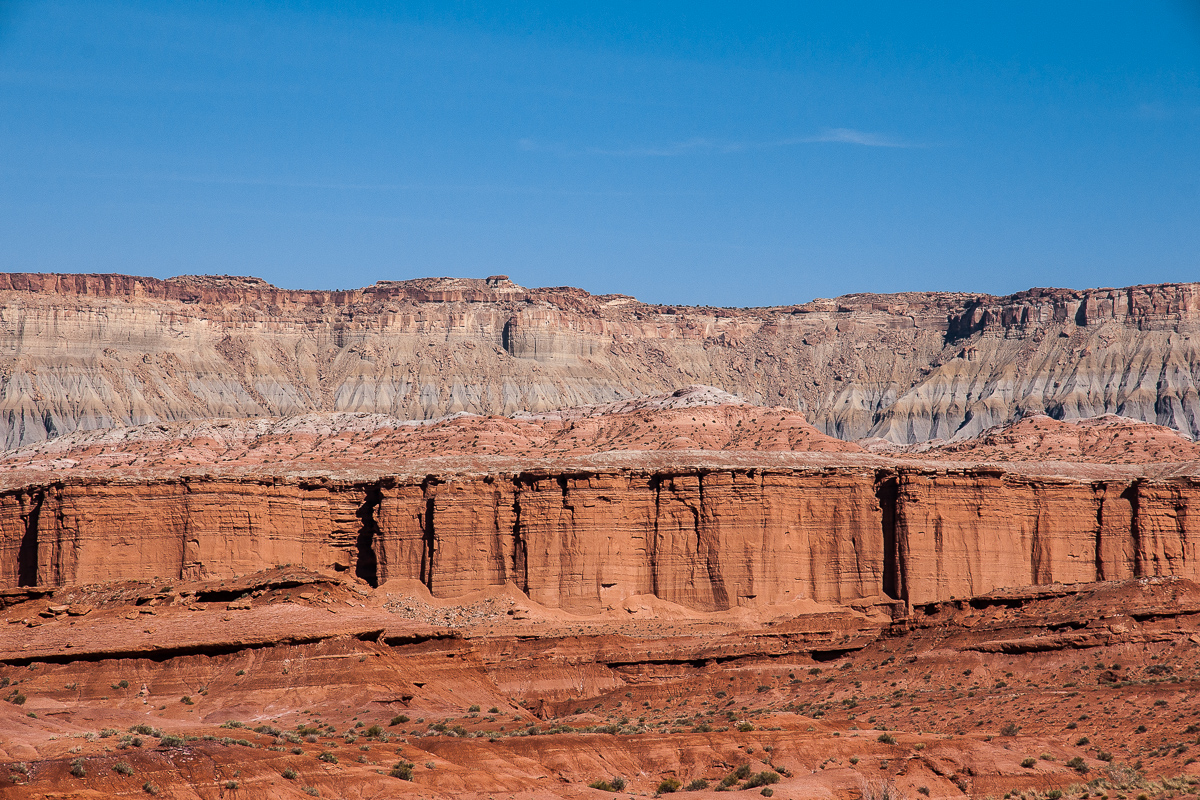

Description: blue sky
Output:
[0,1,1197,306]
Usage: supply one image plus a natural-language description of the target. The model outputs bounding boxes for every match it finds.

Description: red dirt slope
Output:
[0,386,860,480]
[892,413,1200,463]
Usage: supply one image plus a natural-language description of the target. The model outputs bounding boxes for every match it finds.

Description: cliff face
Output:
[3,466,1197,610]
[2,273,1200,448]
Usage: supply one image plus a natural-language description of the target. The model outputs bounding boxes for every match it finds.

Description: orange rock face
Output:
[0,480,368,589]
[890,470,1200,604]
[3,465,1199,612]
[374,469,886,612]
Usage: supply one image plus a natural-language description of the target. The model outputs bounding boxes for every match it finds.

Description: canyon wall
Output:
[1,467,1197,609]
[2,273,1200,448]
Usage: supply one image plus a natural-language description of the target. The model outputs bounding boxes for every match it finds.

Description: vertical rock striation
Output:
[2,467,1197,609]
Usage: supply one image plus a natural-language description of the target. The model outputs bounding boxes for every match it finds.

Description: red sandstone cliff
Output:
[2,464,1197,610]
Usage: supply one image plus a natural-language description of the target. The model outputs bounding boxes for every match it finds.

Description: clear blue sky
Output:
[1,1,1197,306]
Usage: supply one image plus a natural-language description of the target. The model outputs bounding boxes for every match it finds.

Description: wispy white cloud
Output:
[520,128,917,157]
[802,128,910,147]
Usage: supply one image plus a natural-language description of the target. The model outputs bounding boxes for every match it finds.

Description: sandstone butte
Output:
[0,274,1199,800]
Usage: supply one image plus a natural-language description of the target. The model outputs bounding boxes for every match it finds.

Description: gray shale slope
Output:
[0,272,1198,448]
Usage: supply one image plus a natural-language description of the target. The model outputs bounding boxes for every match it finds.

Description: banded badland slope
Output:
[1,273,1199,449]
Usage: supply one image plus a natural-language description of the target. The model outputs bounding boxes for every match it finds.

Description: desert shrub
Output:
[720,764,751,788]
[113,762,134,776]
[180,696,193,705]
[282,768,298,780]
[737,721,754,732]
[1021,758,1036,768]
[254,725,282,737]
[130,724,161,737]
[10,694,26,705]
[743,771,780,789]
[303,788,320,797]
[221,721,244,729]
[365,724,383,738]
[389,761,414,780]
[1097,751,1114,762]
[1066,756,1089,774]
[317,751,337,764]
[918,788,930,796]
[657,777,682,794]
[1047,792,1063,800]
[1000,722,1020,736]
[389,714,409,726]
[685,779,709,791]
[159,735,185,747]
[142,782,159,795]
[878,733,897,745]
[468,704,481,713]
[69,759,86,778]
[224,780,239,789]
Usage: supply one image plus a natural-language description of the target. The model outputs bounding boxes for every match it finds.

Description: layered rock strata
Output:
[2,466,1196,608]
[2,273,1200,447]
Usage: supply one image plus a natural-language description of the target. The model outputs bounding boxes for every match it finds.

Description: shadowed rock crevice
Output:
[875,474,901,601]
[17,490,41,587]
[510,481,527,593]
[355,486,381,588]
[421,498,436,591]
[1124,483,1141,576]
